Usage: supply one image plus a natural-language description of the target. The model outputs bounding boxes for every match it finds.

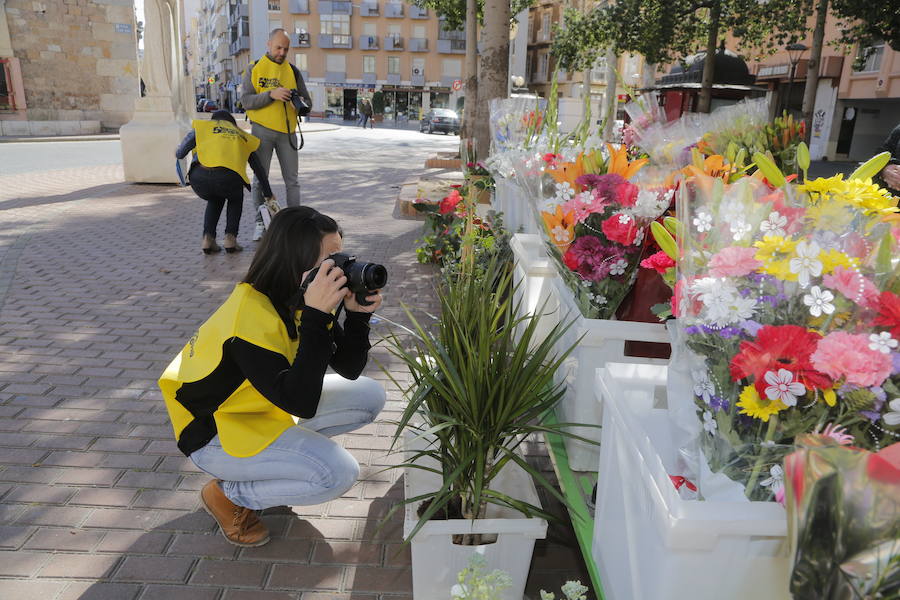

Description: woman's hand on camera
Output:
[302,260,347,313]
[344,289,382,313]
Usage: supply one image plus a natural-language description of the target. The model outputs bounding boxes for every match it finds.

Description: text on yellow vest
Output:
[247,55,298,134]
[192,120,261,184]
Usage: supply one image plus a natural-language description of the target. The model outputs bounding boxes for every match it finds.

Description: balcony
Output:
[387,73,401,85]
[411,72,424,86]
[332,0,352,14]
[214,15,228,36]
[216,40,230,61]
[230,35,250,55]
[291,31,311,47]
[362,72,377,84]
[409,5,428,18]
[319,33,352,48]
[384,35,403,51]
[409,38,428,52]
[437,39,465,54]
[360,2,378,16]
[440,75,458,87]
[325,71,347,84]
[228,3,248,25]
[359,35,379,50]
[288,0,309,13]
[384,2,403,17]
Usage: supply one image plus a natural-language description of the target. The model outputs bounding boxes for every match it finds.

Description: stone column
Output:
[120,0,192,183]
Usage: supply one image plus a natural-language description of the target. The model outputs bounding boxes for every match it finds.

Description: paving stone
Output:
[57,581,142,600]
[14,505,92,527]
[267,565,344,591]
[23,527,105,551]
[167,532,240,559]
[311,541,383,566]
[69,487,137,507]
[238,538,313,563]
[190,558,270,587]
[133,490,198,510]
[0,524,36,549]
[88,437,148,453]
[36,551,121,578]
[96,530,173,554]
[83,508,159,530]
[115,471,180,490]
[4,484,76,504]
[346,567,412,593]
[225,591,300,600]
[0,550,51,576]
[56,468,122,486]
[138,585,223,600]
[0,447,48,464]
[299,594,379,600]
[0,579,69,600]
[114,555,194,583]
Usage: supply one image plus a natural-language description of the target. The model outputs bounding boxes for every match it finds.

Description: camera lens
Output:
[362,263,387,290]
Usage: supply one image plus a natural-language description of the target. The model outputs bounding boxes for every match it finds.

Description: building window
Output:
[538,52,549,80]
[269,19,283,32]
[326,54,346,72]
[442,58,461,77]
[320,14,350,45]
[388,23,401,36]
[854,41,884,72]
[388,56,400,74]
[363,22,377,36]
[413,25,425,39]
[363,55,376,73]
[294,20,308,34]
[268,0,281,10]
[295,53,308,71]
[540,13,550,40]
[412,57,425,76]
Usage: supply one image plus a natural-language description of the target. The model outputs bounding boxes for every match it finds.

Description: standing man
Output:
[876,122,900,196]
[359,97,374,129]
[241,29,312,241]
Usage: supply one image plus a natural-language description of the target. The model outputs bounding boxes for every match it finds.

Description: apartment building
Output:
[220,0,471,121]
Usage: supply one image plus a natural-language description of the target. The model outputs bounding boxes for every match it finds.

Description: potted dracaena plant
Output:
[379,251,591,600]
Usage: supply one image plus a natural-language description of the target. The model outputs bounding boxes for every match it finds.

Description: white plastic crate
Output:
[402,430,547,600]
[510,233,561,349]
[550,276,669,471]
[493,179,538,235]
[593,364,790,600]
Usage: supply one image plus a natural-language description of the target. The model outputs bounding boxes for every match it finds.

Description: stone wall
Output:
[3,0,139,129]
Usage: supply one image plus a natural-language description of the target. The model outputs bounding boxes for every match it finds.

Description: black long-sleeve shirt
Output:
[175,130,274,197]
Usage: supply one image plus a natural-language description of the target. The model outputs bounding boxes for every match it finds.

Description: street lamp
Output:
[783,42,808,116]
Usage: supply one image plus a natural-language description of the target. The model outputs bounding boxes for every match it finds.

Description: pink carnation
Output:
[641,251,675,274]
[822,266,879,308]
[810,332,893,388]
[708,247,763,278]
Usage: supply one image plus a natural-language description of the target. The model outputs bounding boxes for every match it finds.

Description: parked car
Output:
[201,99,220,113]
[420,109,460,135]
[196,98,208,112]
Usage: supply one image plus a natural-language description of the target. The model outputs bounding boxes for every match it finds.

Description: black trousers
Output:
[189,166,245,236]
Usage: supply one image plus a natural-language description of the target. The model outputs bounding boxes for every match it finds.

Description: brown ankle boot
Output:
[201,234,221,254]
[200,480,270,547]
[223,233,242,253]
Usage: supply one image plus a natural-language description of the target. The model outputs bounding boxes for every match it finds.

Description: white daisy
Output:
[760,211,788,238]
[553,182,575,204]
[789,240,823,288]
[702,410,718,434]
[693,211,712,232]
[692,369,715,404]
[868,332,898,355]
[760,464,784,495]
[764,369,806,407]
[609,258,628,276]
[551,225,572,243]
[884,398,900,426]
[802,286,835,318]
[730,219,752,241]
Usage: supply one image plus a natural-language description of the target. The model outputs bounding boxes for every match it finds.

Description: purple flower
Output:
[579,173,625,201]
[740,320,763,336]
[892,353,900,375]
[566,236,625,282]
[710,396,729,412]
[717,326,742,339]
[860,410,881,423]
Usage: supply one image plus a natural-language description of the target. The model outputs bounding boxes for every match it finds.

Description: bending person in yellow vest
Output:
[241,28,312,242]
[158,206,385,547]
[175,110,276,254]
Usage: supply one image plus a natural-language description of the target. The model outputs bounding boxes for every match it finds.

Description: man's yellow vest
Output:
[246,55,298,134]
[192,120,261,184]
[159,283,300,457]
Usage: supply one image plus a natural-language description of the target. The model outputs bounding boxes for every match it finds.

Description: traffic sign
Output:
[452,79,463,91]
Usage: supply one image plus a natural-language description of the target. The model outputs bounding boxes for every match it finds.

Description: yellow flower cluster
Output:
[736,385,787,422]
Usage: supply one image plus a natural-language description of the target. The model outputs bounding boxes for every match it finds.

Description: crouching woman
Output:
[159,206,385,547]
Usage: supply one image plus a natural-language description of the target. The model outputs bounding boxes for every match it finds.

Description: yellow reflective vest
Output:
[246,55,298,134]
[192,120,261,184]
[159,283,300,457]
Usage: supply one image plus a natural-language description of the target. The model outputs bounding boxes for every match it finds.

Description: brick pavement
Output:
[0,132,589,599]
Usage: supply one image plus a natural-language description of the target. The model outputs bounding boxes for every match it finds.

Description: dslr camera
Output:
[300,252,387,307]
[290,89,312,116]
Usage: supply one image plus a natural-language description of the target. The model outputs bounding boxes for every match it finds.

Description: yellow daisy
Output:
[804,199,855,231]
[798,175,845,200]
[820,249,857,274]
[737,385,788,422]
[835,179,899,215]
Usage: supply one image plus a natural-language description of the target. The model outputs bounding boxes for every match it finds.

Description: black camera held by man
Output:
[300,253,387,307]
[290,89,311,116]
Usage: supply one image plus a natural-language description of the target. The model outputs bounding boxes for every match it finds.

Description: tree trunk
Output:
[602,46,617,140]
[472,0,510,162]
[459,0,478,143]
[801,0,828,144]
[696,2,721,114]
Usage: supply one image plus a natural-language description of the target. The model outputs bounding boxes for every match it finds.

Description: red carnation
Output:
[640,251,675,274]
[873,291,900,339]
[601,213,638,246]
[439,189,462,215]
[614,181,639,207]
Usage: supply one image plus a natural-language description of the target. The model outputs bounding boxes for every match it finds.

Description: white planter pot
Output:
[403,430,548,600]
[550,276,669,471]
[593,364,790,600]
[510,233,561,349]
[494,179,538,235]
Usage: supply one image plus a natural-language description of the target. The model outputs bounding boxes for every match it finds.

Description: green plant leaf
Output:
[796,141,810,173]
[849,151,891,181]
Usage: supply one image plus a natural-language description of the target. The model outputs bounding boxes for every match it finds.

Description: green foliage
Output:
[371,91,385,115]
[551,0,809,74]
[408,0,534,29]
[830,0,900,52]
[380,257,590,541]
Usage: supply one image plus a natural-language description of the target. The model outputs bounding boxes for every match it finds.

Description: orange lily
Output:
[541,204,577,252]
[681,154,738,182]
[605,143,648,179]
[546,155,585,192]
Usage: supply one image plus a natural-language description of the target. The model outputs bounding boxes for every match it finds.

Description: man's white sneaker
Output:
[252,222,265,241]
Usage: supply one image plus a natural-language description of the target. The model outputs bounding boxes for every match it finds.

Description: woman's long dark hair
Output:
[243,206,341,337]
[210,110,237,125]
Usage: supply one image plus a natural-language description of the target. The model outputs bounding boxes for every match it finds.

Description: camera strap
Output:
[285,103,304,151]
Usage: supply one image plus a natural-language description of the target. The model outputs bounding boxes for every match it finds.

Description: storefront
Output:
[317,82,376,120]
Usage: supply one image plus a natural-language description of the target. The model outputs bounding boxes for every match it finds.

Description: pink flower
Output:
[641,251,675,274]
[562,236,625,282]
[815,423,854,445]
[614,181,639,207]
[810,332,893,388]
[708,247,763,278]
[822,266,879,308]
[601,213,638,245]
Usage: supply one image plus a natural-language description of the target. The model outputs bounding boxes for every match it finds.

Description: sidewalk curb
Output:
[0,123,341,143]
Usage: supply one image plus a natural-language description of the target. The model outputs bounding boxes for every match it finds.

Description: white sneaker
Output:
[252,222,265,241]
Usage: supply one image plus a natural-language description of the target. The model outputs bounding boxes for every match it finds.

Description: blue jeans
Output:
[189,375,385,510]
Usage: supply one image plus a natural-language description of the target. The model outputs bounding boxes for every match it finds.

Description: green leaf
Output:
[663,216,682,238]
[752,152,785,188]
[796,141,810,173]
[849,151,891,181]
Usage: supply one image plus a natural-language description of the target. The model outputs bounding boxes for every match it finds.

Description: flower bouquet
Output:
[783,435,899,598]
[672,150,900,501]
[526,144,674,319]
